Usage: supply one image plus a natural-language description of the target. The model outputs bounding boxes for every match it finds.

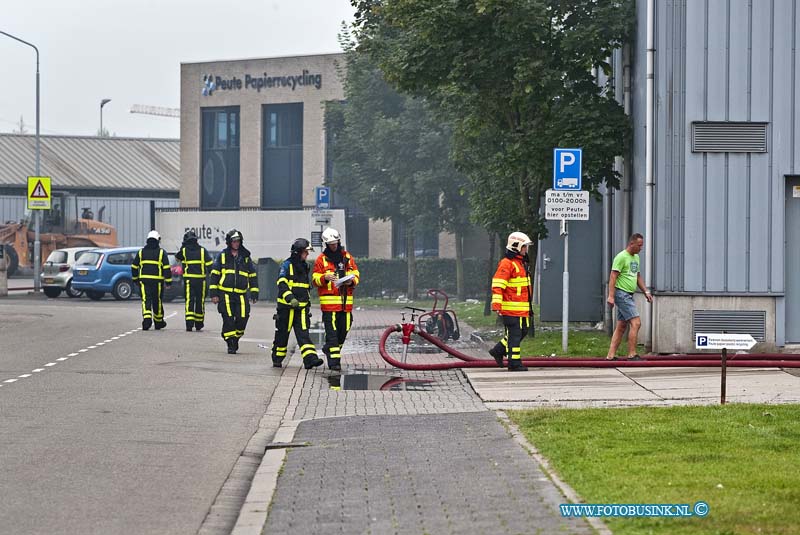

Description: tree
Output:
[326,34,471,298]
[352,0,633,272]
[12,115,28,134]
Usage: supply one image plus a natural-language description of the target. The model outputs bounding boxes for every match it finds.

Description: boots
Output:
[154,320,166,330]
[186,321,194,332]
[226,338,237,354]
[272,357,283,368]
[233,338,240,352]
[303,355,324,370]
[328,360,342,372]
[488,346,505,368]
[195,321,204,332]
[142,318,152,331]
[508,360,528,372]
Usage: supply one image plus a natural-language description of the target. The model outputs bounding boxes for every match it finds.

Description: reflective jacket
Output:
[276,258,312,310]
[131,240,172,283]
[208,247,258,298]
[491,253,532,317]
[176,244,213,279]
[312,248,360,312]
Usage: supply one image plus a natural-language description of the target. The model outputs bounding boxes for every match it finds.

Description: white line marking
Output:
[79,349,89,353]
[96,342,105,346]
[32,369,44,373]
[18,374,31,378]
[56,357,68,361]
[118,334,127,337]
[68,353,79,357]
[4,379,18,383]
[104,339,112,343]
[87,346,97,349]
[44,363,56,367]
[111,337,120,340]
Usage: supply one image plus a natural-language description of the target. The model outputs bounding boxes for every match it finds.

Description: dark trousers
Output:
[139,281,164,324]
[218,293,250,342]
[271,307,318,364]
[184,279,207,327]
[491,316,530,366]
[322,310,353,365]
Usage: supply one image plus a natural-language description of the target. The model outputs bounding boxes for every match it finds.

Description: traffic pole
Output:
[562,220,569,353]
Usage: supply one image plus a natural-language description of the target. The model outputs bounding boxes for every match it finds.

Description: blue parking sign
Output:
[315,186,331,209]
[553,148,582,190]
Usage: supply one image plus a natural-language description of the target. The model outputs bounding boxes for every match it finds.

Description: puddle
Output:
[327,374,435,391]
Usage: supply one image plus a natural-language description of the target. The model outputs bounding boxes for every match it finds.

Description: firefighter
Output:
[312,227,360,371]
[488,231,534,371]
[208,229,259,354]
[131,230,172,331]
[175,229,213,332]
[271,238,324,370]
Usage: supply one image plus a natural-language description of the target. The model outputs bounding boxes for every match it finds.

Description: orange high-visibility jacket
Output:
[491,255,531,317]
[312,250,360,312]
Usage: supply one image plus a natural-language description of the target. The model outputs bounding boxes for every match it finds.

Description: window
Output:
[201,106,241,209]
[262,103,303,208]
[46,251,68,264]
[107,252,133,265]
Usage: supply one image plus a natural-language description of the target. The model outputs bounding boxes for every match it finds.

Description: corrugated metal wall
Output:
[634,0,799,293]
[0,195,178,248]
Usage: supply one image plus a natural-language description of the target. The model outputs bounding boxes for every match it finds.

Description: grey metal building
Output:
[0,134,179,247]
[606,0,800,352]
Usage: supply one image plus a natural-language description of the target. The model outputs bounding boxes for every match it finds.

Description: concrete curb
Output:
[231,355,307,535]
[496,410,611,535]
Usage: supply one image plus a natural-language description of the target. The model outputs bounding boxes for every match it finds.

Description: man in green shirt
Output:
[606,233,653,360]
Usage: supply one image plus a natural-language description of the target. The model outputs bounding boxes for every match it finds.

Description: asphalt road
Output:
[0,295,282,534]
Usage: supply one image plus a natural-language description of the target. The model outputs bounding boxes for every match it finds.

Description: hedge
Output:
[353,257,491,299]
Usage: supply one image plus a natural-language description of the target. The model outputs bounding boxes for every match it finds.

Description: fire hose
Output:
[378,324,800,371]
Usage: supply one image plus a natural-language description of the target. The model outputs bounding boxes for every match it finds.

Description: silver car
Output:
[41,247,95,298]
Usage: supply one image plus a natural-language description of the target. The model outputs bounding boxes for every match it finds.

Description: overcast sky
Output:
[1,0,354,139]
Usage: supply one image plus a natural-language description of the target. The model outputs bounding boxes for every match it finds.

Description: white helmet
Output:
[506,231,532,253]
[147,230,161,242]
[321,227,341,245]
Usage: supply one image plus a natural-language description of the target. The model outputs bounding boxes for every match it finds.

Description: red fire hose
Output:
[378,324,800,371]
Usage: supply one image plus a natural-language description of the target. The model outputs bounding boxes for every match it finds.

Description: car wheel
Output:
[3,245,18,276]
[65,280,83,298]
[43,287,62,298]
[86,290,104,301]
[112,279,133,301]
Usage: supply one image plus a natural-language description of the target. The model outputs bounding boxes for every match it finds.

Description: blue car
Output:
[71,247,141,301]
[72,247,183,301]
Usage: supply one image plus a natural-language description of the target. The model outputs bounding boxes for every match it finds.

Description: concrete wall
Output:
[180,54,345,209]
[368,219,392,259]
[653,295,777,353]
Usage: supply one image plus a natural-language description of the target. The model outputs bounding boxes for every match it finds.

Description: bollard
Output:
[0,253,7,297]
[721,346,727,405]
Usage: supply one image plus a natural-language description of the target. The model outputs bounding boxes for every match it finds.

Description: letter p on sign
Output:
[559,152,575,173]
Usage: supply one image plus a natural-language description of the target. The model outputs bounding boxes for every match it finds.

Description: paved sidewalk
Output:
[247,307,595,534]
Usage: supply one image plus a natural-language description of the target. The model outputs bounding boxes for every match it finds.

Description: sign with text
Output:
[27,176,52,210]
[695,333,757,350]
[545,189,590,220]
[315,186,331,209]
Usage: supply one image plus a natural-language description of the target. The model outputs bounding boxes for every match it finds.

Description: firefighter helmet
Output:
[506,231,532,253]
[291,238,314,256]
[225,229,243,246]
[183,229,198,243]
[321,227,341,245]
[147,230,161,242]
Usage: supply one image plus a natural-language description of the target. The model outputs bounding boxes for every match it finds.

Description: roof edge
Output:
[181,51,345,66]
[0,133,179,143]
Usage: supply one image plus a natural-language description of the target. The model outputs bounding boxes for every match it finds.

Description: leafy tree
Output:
[352,0,633,270]
[326,35,470,298]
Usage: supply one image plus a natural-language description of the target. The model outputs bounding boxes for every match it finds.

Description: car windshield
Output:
[75,252,102,266]
[46,251,68,264]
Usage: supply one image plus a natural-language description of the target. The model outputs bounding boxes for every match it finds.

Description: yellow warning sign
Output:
[27,176,52,210]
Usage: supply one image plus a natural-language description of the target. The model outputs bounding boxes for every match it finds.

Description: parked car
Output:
[71,247,139,301]
[40,247,95,298]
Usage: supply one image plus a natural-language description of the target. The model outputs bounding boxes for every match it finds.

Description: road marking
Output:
[111,337,120,340]
[44,363,56,367]
[87,346,97,349]
[4,379,18,383]
[79,349,89,353]
[32,369,44,373]
[96,342,105,346]
[104,339,112,343]
[56,357,68,361]
[18,374,32,378]
[68,353,79,357]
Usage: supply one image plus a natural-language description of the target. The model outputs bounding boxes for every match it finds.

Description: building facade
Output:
[610,0,800,351]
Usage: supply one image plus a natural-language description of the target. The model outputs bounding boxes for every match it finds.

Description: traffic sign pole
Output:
[562,221,569,353]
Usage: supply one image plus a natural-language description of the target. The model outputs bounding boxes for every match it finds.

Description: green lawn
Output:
[508,405,800,535]
[357,298,642,357]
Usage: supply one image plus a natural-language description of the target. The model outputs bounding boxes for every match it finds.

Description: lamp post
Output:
[100,98,111,136]
[1,30,41,291]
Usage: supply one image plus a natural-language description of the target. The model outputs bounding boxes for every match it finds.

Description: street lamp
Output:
[1,30,41,292]
[100,98,111,136]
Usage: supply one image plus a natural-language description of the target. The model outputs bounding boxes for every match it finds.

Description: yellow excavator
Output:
[0,192,117,276]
